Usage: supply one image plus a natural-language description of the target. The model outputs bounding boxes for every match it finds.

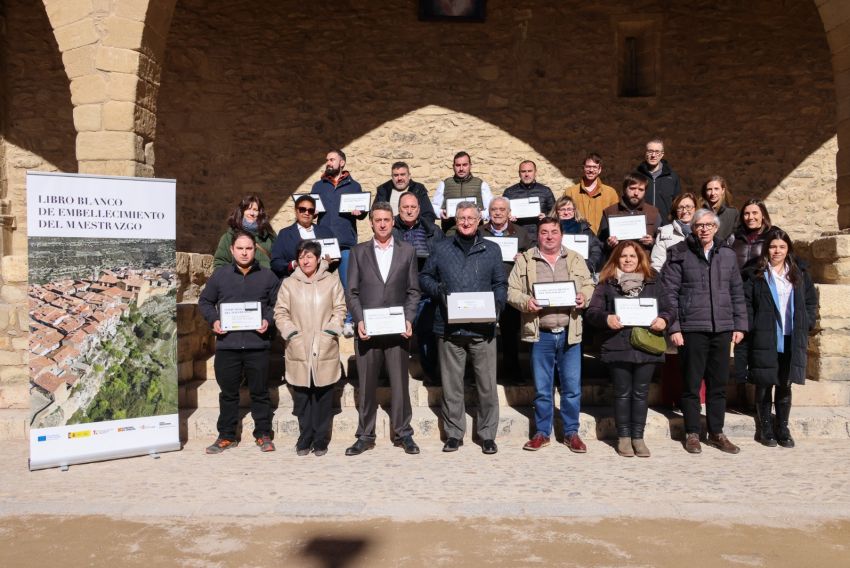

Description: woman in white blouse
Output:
[650,192,697,272]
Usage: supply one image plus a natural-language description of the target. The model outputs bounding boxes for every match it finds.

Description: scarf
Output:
[675,219,691,236]
[242,219,259,234]
[560,218,581,234]
[615,268,645,297]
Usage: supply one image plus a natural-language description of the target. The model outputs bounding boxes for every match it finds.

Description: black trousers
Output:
[354,335,413,442]
[756,338,793,407]
[499,304,523,381]
[214,348,272,440]
[609,362,656,438]
[679,331,732,435]
[291,383,335,449]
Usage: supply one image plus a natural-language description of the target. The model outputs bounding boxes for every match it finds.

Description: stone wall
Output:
[156,0,837,254]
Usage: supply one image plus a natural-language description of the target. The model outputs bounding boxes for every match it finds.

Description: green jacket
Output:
[213,228,276,269]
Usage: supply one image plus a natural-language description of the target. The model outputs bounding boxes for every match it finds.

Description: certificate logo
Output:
[158,421,176,429]
[92,428,113,435]
[117,426,136,432]
[36,434,61,442]
[68,430,92,439]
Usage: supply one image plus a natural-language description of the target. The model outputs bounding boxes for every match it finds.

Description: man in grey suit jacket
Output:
[345,202,421,455]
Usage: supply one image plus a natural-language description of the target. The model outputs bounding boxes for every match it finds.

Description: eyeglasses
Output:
[676,205,695,212]
[646,150,664,156]
[559,207,575,213]
[456,216,479,224]
[297,207,316,214]
[694,223,717,230]
[583,165,600,171]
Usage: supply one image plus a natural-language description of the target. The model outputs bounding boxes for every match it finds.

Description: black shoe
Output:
[345,439,375,456]
[394,435,420,455]
[442,437,463,452]
[756,403,777,447]
[312,445,328,457]
[775,400,795,448]
[481,439,498,455]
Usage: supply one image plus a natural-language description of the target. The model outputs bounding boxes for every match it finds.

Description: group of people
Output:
[198,141,817,458]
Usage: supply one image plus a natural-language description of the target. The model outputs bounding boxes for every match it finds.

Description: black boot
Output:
[756,402,777,447]
[775,387,795,448]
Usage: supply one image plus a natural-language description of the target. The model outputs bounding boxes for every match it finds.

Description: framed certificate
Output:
[532,281,577,307]
[508,197,541,219]
[607,214,647,240]
[291,193,325,213]
[312,237,342,259]
[561,234,589,259]
[220,301,263,332]
[447,291,497,323]
[363,306,406,336]
[483,236,519,262]
[445,196,478,217]
[339,192,372,213]
[614,297,659,326]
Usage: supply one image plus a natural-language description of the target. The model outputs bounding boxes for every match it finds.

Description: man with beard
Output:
[502,160,555,244]
[313,149,367,337]
[635,139,682,224]
[376,161,437,224]
[430,151,493,232]
[598,173,662,255]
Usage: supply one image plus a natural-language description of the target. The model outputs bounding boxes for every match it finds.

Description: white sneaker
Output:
[343,322,355,338]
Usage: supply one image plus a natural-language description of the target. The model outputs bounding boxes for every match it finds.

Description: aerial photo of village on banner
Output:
[25,172,179,470]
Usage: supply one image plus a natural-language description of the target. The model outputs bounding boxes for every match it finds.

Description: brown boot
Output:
[632,438,651,458]
[617,437,634,457]
[707,432,740,454]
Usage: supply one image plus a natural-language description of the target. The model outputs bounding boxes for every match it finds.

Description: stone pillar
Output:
[0,256,29,410]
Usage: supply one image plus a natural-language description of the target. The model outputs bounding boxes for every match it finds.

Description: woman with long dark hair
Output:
[214,194,277,269]
[587,241,673,457]
[740,229,817,448]
[700,175,737,242]
[731,198,778,270]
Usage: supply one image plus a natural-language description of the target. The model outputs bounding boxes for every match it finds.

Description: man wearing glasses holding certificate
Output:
[507,218,595,452]
[345,203,421,456]
[198,231,281,454]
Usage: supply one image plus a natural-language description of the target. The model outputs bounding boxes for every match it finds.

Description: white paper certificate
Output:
[483,236,519,262]
[532,281,577,307]
[561,234,589,259]
[312,238,342,259]
[509,197,541,219]
[447,291,497,323]
[608,214,647,240]
[363,306,406,336]
[292,193,325,213]
[220,301,263,332]
[445,197,478,217]
[614,297,659,326]
[339,192,372,213]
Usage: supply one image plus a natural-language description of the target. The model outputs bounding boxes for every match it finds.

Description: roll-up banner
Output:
[26,172,180,470]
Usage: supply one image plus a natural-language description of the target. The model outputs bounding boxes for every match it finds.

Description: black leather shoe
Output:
[394,435,420,455]
[345,439,375,456]
[442,437,463,452]
[481,439,498,455]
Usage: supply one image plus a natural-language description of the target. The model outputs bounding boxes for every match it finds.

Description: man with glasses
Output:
[271,195,336,278]
[419,202,507,454]
[636,139,681,223]
[502,160,555,244]
[376,161,437,223]
[564,152,619,235]
[661,208,747,455]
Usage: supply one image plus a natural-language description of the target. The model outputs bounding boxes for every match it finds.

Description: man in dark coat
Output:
[376,161,437,224]
[661,208,748,455]
[598,172,663,255]
[502,160,555,244]
[635,138,681,224]
[270,194,335,278]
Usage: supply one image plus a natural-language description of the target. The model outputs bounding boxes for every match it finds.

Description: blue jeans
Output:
[339,248,352,325]
[530,330,582,436]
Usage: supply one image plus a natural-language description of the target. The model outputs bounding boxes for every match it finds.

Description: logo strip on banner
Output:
[27,172,180,471]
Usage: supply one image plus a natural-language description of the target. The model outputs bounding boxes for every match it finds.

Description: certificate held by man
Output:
[291,193,325,213]
[532,281,577,307]
[614,297,659,326]
[338,192,372,213]
[447,291,497,323]
[607,213,647,240]
[312,237,342,259]
[483,236,519,262]
[508,196,541,219]
[445,196,478,217]
[220,301,263,332]
[363,306,407,336]
[561,234,589,259]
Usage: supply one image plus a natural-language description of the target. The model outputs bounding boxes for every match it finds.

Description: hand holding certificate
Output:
[508,197,541,219]
[445,197,478,217]
[614,297,658,326]
[220,301,263,331]
[447,291,497,323]
[312,238,342,259]
[339,192,371,213]
[532,281,577,307]
[483,236,519,262]
[363,306,406,336]
[608,214,647,240]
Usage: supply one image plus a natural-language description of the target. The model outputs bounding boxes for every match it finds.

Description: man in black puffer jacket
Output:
[636,139,681,224]
[661,209,748,455]
[376,161,437,224]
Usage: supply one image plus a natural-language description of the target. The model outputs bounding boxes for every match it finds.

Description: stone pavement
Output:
[2,436,849,526]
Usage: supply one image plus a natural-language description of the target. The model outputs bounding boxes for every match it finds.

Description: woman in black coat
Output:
[730,198,780,270]
[741,229,817,448]
[587,241,673,458]
[552,195,604,274]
